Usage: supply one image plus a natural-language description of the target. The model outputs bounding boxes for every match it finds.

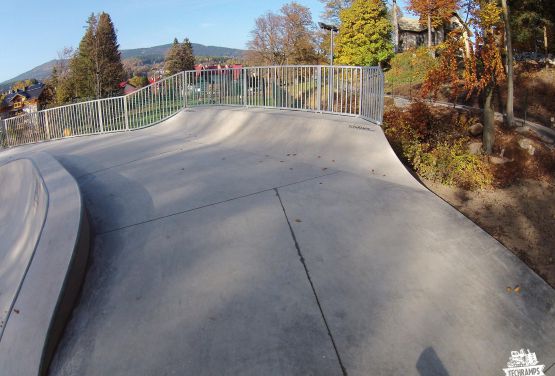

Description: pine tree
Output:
[70,13,98,99]
[335,0,393,66]
[181,38,196,71]
[164,38,196,75]
[164,38,182,75]
[96,12,125,97]
[68,12,124,100]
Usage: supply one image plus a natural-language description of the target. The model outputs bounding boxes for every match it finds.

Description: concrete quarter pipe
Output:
[0,107,553,375]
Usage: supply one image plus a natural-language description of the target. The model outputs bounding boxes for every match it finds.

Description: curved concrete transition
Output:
[0,107,554,375]
[0,153,90,376]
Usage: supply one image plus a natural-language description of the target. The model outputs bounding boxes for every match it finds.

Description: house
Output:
[394,12,471,54]
[0,83,45,120]
[194,64,243,81]
[119,81,137,95]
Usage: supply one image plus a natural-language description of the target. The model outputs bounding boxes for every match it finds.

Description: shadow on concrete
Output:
[416,347,450,376]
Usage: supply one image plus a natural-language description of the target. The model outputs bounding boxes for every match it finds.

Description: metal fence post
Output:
[243,68,248,107]
[44,111,51,140]
[317,66,322,113]
[123,96,130,131]
[359,68,364,117]
[186,71,189,108]
[97,100,104,133]
[0,119,6,148]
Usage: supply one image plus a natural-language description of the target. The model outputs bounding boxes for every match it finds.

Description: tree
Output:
[247,12,286,65]
[501,0,515,127]
[508,0,554,54]
[407,0,460,48]
[319,0,352,24]
[423,0,505,154]
[11,79,38,91]
[128,75,150,88]
[164,38,195,75]
[69,12,124,100]
[96,12,125,97]
[246,2,318,65]
[280,2,319,64]
[335,0,394,66]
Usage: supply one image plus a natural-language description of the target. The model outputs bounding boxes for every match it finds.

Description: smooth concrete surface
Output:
[0,107,553,375]
[0,153,89,376]
[0,159,48,337]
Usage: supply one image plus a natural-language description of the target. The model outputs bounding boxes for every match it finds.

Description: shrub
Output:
[385,47,438,94]
[383,102,492,190]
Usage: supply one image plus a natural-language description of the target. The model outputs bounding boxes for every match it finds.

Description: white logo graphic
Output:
[503,349,545,376]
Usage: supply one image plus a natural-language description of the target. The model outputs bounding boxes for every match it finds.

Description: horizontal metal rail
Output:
[0,66,384,148]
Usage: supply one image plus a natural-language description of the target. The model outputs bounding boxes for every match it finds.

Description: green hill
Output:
[0,42,244,92]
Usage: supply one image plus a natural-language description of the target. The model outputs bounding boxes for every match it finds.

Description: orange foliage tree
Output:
[423,0,505,154]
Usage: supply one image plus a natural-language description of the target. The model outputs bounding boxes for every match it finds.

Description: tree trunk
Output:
[427,13,432,48]
[392,0,399,52]
[482,85,495,154]
[544,24,549,69]
[501,0,515,127]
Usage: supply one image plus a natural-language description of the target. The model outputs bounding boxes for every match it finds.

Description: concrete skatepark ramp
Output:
[0,106,553,375]
[0,153,89,375]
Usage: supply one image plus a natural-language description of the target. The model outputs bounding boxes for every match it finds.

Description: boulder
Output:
[489,156,511,165]
[515,126,531,135]
[518,137,534,150]
[469,123,483,136]
[468,141,483,155]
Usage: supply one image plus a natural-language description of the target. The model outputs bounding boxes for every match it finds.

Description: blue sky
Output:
[0,0,409,82]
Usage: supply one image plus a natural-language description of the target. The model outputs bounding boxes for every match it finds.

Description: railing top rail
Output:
[2,64,384,149]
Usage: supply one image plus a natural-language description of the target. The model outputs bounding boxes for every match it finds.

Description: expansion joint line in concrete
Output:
[274,188,348,376]
[97,171,340,235]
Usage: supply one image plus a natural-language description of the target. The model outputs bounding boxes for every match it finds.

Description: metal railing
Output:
[0,66,384,148]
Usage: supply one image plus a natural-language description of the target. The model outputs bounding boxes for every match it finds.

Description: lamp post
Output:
[318,22,338,111]
[318,22,338,66]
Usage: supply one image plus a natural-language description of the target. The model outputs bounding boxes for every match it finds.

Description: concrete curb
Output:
[0,152,90,376]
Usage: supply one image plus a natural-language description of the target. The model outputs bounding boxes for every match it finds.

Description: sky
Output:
[0,0,409,83]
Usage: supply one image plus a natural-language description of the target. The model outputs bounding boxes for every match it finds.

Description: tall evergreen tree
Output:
[164,38,195,75]
[69,12,124,100]
[70,13,97,99]
[96,12,125,97]
[181,38,196,71]
[335,0,393,66]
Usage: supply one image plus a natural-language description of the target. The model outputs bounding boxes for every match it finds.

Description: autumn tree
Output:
[10,79,38,91]
[335,0,393,66]
[281,3,319,64]
[246,2,318,65]
[164,38,195,75]
[423,0,505,154]
[407,0,460,48]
